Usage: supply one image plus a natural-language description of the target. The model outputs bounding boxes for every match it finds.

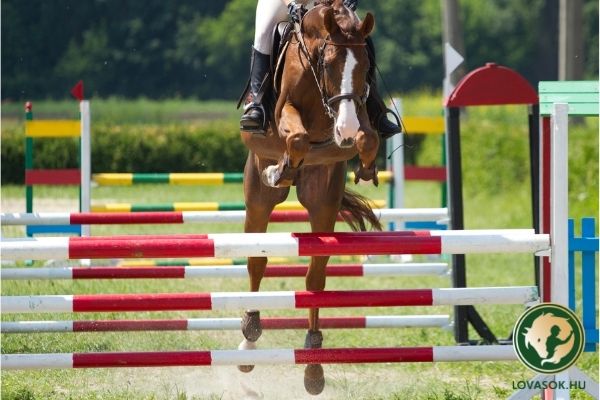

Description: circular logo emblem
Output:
[513,303,584,373]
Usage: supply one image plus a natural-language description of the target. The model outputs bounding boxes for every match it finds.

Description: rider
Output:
[240,0,402,139]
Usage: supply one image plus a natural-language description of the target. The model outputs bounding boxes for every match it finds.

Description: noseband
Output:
[294,20,369,120]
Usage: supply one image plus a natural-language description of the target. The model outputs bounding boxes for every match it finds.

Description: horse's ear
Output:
[324,7,339,35]
[359,12,375,37]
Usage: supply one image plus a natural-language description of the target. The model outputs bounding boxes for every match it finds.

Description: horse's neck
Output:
[276,42,334,142]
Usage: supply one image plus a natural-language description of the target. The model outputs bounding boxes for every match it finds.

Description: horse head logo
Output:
[522,312,575,366]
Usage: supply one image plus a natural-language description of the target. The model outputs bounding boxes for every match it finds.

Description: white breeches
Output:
[254,0,311,54]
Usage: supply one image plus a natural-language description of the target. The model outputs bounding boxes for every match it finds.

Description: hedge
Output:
[1,121,249,184]
[1,122,406,184]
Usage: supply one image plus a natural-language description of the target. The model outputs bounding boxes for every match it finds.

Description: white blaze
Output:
[335,50,360,141]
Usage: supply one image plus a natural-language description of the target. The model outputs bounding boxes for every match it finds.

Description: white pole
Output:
[550,103,569,306]
[391,98,405,231]
[79,100,91,236]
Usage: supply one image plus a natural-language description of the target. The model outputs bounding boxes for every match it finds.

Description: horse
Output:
[239,0,381,394]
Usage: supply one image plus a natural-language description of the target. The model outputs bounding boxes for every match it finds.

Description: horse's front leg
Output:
[297,164,346,395]
[303,255,327,395]
[262,103,309,187]
[354,114,380,186]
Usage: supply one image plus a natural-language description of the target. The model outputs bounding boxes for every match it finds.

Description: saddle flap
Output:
[271,21,294,96]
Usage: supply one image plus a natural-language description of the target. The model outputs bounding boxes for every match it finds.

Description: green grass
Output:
[1,94,598,399]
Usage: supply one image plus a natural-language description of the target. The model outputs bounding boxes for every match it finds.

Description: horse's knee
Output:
[286,133,310,165]
[356,129,379,156]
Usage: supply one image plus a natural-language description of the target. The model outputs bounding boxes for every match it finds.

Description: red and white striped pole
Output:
[0,263,449,280]
[1,345,517,370]
[1,208,448,225]
[2,286,539,313]
[1,315,451,333]
[0,230,550,260]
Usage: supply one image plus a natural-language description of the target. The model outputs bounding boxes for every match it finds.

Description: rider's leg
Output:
[240,0,288,133]
[365,36,402,139]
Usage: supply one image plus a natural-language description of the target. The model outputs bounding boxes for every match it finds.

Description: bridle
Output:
[293,16,370,120]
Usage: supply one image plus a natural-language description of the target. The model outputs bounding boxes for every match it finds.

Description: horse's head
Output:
[303,1,374,148]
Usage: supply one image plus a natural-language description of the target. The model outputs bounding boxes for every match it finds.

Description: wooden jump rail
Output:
[1,345,517,370]
[1,315,452,333]
[0,229,550,260]
[0,262,450,280]
[89,199,387,213]
[1,208,449,225]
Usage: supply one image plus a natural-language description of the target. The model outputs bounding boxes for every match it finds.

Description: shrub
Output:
[1,121,248,184]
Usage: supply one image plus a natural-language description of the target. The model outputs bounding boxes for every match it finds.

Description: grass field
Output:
[1,96,598,399]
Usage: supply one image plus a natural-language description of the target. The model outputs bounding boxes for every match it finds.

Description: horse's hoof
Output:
[353,164,378,187]
[241,309,262,342]
[237,337,256,373]
[304,330,323,349]
[304,364,325,395]
[261,165,294,188]
[261,165,280,187]
[238,364,255,373]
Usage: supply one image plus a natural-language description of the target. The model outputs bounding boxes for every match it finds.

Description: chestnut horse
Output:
[239,1,381,394]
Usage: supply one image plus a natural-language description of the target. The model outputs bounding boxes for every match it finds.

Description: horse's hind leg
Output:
[239,153,290,373]
[297,163,346,395]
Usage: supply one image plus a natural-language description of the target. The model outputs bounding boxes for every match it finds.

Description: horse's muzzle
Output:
[334,130,355,148]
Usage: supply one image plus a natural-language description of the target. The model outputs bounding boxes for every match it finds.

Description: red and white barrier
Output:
[1,345,517,370]
[1,315,451,333]
[0,229,549,260]
[2,286,538,313]
[1,208,448,225]
[0,263,449,280]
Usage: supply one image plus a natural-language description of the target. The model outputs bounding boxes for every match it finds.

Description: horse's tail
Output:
[340,188,382,232]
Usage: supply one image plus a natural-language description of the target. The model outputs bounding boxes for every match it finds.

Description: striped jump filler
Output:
[0,229,550,260]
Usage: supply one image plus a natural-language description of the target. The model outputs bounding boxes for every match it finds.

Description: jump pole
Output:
[0,229,550,260]
[0,262,450,280]
[92,171,395,186]
[1,208,449,225]
[90,199,387,213]
[1,315,452,333]
[1,286,539,313]
[1,345,517,370]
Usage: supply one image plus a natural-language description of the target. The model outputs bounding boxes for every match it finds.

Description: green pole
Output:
[441,134,447,207]
[25,102,33,215]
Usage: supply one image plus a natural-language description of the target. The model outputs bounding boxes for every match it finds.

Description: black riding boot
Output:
[365,37,402,139]
[240,47,271,134]
[366,86,402,139]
